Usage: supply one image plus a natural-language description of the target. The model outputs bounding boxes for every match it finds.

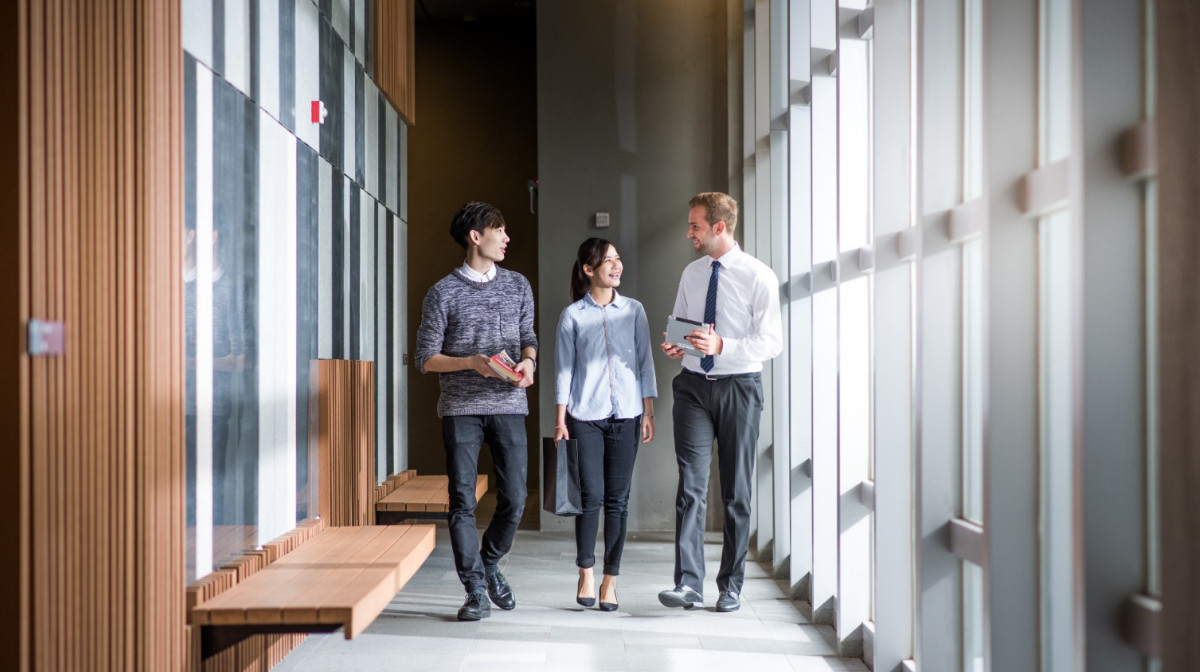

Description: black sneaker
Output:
[716,591,741,612]
[457,591,491,621]
[485,565,516,610]
[657,585,703,609]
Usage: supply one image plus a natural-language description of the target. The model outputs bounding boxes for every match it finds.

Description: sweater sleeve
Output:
[414,285,446,374]
[518,274,538,353]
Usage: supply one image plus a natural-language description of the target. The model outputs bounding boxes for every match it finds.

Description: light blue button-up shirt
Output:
[555,291,657,421]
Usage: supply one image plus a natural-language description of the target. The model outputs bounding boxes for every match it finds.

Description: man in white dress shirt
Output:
[657,192,783,613]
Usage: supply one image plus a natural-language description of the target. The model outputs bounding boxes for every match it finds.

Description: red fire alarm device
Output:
[311,100,328,124]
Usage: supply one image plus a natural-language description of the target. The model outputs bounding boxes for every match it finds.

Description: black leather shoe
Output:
[657,585,703,609]
[457,591,491,621]
[716,591,741,612]
[486,566,516,610]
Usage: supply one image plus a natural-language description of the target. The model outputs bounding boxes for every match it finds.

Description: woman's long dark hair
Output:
[571,237,614,302]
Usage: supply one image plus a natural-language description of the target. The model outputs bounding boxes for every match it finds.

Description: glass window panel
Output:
[962,240,984,523]
[964,560,986,672]
[1142,0,1160,604]
[812,0,838,52]
[839,38,870,253]
[964,0,984,200]
[813,75,839,263]
[1040,0,1072,164]
[1039,209,1075,672]
[1145,179,1160,597]
[813,288,840,611]
[839,277,872,630]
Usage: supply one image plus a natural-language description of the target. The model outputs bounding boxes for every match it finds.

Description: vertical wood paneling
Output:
[373,0,415,124]
[18,0,184,669]
[1158,0,1200,669]
[318,360,376,527]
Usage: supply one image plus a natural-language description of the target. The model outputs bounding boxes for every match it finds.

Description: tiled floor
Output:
[274,526,868,672]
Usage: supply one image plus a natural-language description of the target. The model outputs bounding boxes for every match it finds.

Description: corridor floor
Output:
[274,527,868,672]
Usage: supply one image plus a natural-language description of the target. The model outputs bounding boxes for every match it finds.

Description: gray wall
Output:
[537,0,732,531]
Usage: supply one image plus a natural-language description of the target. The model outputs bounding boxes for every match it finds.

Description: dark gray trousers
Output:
[671,369,763,596]
[443,414,528,594]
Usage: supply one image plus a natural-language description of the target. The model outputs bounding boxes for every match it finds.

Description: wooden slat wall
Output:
[374,0,416,124]
[17,0,184,670]
[318,360,377,527]
[1158,0,1200,669]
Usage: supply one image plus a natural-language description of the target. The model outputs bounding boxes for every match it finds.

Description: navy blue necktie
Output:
[701,261,721,372]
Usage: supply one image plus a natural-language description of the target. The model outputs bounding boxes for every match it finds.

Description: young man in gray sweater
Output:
[414,201,538,621]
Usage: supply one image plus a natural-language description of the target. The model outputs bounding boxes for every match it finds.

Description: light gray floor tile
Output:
[274,526,867,672]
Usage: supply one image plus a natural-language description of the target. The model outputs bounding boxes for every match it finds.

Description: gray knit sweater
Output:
[414,267,538,417]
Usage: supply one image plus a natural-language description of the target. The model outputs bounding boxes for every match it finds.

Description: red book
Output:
[487,350,523,384]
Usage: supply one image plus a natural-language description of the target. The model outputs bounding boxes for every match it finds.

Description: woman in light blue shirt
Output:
[555,237,657,611]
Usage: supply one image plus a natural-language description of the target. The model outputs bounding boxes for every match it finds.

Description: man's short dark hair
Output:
[449,201,506,249]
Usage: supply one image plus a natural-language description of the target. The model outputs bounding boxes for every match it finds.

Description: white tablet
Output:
[665,315,705,358]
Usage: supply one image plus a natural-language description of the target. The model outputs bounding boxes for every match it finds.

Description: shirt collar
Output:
[579,289,623,309]
[459,261,497,283]
[708,242,742,268]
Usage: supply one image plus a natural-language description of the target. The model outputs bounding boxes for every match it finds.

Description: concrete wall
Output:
[537,0,733,531]
[408,17,540,488]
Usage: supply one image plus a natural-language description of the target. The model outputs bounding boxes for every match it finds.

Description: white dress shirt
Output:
[671,243,783,375]
[459,261,497,283]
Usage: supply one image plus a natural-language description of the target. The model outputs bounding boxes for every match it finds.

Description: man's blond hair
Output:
[689,192,739,233]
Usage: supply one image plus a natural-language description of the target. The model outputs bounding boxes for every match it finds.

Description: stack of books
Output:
[487,350,523,384]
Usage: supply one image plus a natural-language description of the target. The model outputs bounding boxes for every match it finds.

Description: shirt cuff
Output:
[720,336,739,359]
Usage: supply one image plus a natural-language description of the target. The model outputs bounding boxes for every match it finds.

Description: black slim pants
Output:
[568,415,640,576]
[442,414,528,594]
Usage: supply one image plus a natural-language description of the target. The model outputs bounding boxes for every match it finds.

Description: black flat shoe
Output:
[576,576,596,607]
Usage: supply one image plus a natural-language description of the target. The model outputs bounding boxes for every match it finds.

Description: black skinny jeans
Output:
[568,414,640,575]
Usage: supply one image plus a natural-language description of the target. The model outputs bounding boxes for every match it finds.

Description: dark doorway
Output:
[407,1,539,525]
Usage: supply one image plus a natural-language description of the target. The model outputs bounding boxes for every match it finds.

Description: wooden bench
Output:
[375,471,488,524]
[192,523,435,660]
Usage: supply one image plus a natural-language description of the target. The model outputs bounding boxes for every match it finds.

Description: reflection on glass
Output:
[964,560,985,672]
[1039,209,1074,672]
[963,240,984,523]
